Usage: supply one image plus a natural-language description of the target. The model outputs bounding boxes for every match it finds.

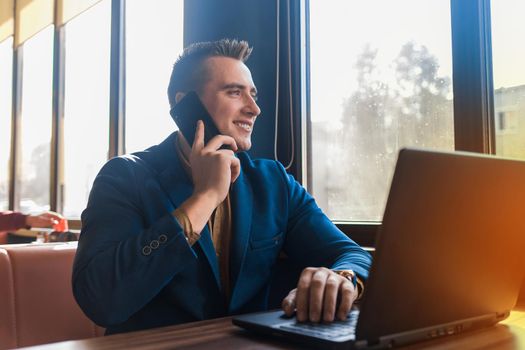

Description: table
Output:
[20,311,525,349]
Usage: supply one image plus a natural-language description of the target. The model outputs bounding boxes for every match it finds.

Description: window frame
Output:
[3,0,123,227]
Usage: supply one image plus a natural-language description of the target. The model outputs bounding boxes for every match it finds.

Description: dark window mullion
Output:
[50,23,66,213]
[275,0,306,183]
[9,45,23,211]
[450,0,495,153]
[108,0,126,158]
[303,0,312,192]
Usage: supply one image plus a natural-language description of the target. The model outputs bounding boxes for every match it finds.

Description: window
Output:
[125,0,184,153]
[0,37,13,210]
[496,110,518,133]
[491,0,525,159]
[308,0,454,222]
[62,0,111,218]
[18,26,54,213]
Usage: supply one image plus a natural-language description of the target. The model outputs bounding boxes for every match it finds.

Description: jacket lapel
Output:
[195,226,221,289]
[228,168,253,311]
[153,133,221,290]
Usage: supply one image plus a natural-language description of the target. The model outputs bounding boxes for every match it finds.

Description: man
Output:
[73,39,371,334]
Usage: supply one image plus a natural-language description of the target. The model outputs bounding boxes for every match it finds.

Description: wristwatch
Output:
[334,270,357,287]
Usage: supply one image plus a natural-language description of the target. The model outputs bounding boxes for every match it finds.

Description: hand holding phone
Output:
[187,119,241,208]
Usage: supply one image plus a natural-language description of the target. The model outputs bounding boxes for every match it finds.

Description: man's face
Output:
[198,56,261,151]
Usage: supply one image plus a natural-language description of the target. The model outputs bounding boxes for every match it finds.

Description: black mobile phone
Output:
[169,91,226,148]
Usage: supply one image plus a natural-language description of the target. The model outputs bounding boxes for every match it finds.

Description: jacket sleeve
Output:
[72,157,196,327]
[276,162,372,280]
[0,211,27,231]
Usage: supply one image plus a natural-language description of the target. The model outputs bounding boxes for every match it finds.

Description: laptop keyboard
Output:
[278,310,359,340]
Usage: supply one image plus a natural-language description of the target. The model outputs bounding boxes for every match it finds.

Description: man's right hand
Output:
[189,120,240,208]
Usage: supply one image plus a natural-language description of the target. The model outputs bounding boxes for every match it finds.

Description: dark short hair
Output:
[167,38,253,107]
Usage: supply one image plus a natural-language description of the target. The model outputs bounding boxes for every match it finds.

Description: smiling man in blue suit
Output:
[72,39,372,334]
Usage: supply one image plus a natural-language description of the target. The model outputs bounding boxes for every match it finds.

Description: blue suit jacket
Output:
[72,133,371,334]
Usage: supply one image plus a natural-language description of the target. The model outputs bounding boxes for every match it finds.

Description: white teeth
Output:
[235,122,252,131]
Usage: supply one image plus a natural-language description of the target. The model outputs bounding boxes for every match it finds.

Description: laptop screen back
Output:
[356,148,525,341]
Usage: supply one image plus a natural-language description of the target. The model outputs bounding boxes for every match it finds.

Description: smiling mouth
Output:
[233,121,253,132]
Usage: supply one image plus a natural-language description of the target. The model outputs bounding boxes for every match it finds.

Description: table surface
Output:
[20,310,525,350]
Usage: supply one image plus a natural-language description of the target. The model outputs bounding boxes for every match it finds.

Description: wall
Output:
[184,0,279,159]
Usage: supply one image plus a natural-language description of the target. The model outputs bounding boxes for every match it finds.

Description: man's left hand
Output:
[281,267,357,323]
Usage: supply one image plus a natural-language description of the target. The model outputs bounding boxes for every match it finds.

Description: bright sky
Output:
[491,0,525,89]
[19,26,53,160]
[309,0,525,124]
[62,0,111,216]
[125,0,184,153]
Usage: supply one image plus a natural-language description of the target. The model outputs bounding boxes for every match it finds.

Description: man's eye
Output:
[228,90,241,96]
[252,95,258,102]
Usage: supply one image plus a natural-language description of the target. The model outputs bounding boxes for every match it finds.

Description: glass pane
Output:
[491,0,525,160]
[19,27,54,213]
[125,0,184,153]
[0,37,13,210]
[309,0,454,221]
[63,0,111,218]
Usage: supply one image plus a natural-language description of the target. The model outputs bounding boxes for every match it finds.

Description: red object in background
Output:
[53,219,69,233]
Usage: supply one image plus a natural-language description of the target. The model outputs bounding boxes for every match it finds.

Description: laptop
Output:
[233,148,525,349]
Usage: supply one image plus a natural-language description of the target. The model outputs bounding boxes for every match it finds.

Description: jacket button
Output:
[150,240,160,249]
[158,234,168,243]
[142,246,152,256]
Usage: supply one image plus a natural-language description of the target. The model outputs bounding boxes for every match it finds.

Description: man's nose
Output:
[244,95,261,117]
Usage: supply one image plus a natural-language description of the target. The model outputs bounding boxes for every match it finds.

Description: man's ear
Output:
[175,92,186,104]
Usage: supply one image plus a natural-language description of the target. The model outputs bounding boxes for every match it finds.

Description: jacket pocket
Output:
[250,232,283,251]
